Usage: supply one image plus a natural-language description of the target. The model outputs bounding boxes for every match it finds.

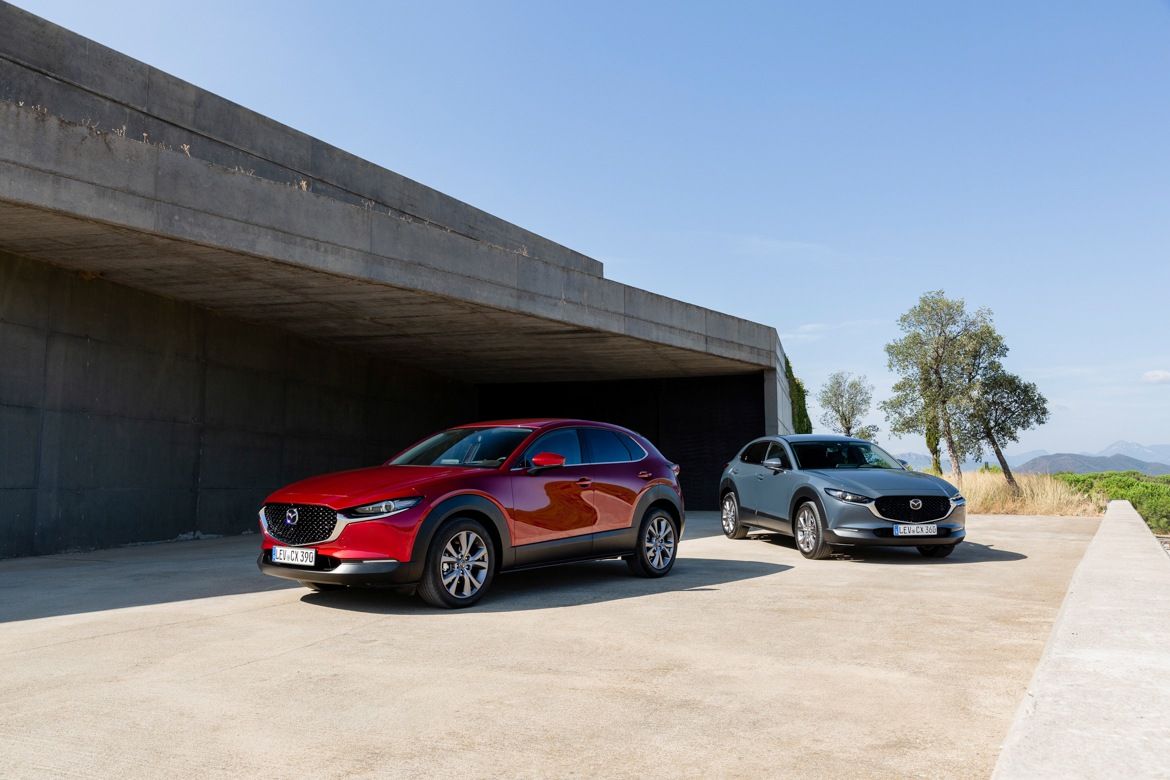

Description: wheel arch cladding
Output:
[408,494,515,580]
[790,486,824,522]
[634,484,685,537]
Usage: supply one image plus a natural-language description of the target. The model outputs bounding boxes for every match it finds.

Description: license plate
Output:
[893,524,937,536]
[271,546,316,566]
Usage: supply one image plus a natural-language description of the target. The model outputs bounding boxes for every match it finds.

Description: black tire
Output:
[626,509,679,578]
[417,517,497,609]
[793,499,833,560]
[720,491,749,539]
[304,582,345,593]
[918,543,959,558]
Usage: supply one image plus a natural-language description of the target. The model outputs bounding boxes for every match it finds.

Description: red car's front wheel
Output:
[418,518,496,609]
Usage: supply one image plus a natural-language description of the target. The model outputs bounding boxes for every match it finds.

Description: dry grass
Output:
[942,470,1104,517]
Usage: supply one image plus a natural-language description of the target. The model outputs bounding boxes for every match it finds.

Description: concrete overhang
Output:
[0,3,782,385]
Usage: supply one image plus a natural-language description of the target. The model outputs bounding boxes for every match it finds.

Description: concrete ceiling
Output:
[0,200,764,383]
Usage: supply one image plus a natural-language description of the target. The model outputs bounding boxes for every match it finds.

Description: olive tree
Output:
[882,291,1003,485]
[817,371,878,440]
[962,370,1049,490]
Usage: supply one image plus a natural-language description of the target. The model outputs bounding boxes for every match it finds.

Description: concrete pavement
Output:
[994,501,1170,779]
[0,512,1097,778]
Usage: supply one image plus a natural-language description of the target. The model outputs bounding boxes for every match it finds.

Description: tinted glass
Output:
[582,428,633,463]
[523,428,583,466]
[790,441,903,470]
[740,441,769,464]
[391,427,533,468]
[765,442,792,470]
[619,433,647,461]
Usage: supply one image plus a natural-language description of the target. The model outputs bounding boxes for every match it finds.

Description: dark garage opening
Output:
[478,376,764,511]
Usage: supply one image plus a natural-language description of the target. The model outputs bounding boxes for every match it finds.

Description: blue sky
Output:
[16,1,1170,455]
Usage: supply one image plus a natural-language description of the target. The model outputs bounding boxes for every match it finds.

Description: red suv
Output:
[257,419,684,608]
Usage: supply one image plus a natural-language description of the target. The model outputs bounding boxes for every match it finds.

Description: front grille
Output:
[873,496,951,523]
[263,503,337,545]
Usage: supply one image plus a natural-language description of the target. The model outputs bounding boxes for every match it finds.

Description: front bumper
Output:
[257,551,417,587]
[823,501,966,547]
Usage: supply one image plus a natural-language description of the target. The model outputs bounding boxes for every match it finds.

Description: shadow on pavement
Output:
[300,556,790,614]
[752,532,1027,564]
[0,535,295,623]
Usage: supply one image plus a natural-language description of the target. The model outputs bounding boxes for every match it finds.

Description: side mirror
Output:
[762,458,788,473]
[529,452,566,471]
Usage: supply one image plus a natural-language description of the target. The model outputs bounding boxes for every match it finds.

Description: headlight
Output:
[950,494,966,505]
[824,488,873,504]
[344,497,423,518]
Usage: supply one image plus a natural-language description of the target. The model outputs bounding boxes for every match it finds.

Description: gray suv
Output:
[718,435,966,559]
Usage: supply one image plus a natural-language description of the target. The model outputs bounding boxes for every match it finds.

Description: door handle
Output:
[576,478,593,488]
[637,471,653,480]
[755,474,765,480]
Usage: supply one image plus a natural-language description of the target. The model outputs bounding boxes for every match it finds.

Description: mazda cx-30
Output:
[719,435,965,559]
[258,419,685,607]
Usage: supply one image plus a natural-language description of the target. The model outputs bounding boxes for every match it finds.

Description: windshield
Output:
[790,441,904,470]
[390,427,533,468]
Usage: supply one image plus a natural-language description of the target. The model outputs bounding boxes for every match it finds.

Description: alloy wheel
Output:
[796,505,818,554]
[441,530,489,598]
[644,515,676,570]
[721,495,738,534]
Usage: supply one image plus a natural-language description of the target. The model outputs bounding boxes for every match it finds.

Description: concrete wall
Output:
[0,251,475,558]
[0,0,602,277]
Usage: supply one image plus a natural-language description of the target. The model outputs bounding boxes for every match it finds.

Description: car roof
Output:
[778,434,869,443]
[454,418,636,434]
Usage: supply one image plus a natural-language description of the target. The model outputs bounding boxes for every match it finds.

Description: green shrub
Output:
[1055,471,1170,533]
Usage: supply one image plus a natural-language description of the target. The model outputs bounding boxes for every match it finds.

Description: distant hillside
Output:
[1017,453,1170,476]
[1097,440,1170,463]
[894,449,1049,471]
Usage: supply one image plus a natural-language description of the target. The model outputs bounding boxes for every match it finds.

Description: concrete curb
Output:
[993,501,1170,778]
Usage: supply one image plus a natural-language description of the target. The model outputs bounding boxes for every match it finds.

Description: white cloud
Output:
[780,318,887,343]
[1142,369,1170,384]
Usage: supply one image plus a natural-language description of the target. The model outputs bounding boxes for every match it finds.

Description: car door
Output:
[755,441,798,534]
[510,428,598,553]
[578,427,643,536]
[732,440,771,520]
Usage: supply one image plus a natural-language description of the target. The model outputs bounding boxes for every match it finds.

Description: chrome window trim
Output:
[511,426,650,470]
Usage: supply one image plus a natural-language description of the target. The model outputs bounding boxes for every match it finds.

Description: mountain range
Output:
[1016,453,1170,476]
[893,440,1170,475]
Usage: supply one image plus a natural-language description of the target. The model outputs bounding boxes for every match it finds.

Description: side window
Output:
[765,442,793,470]
[740,441,769,465]
[523,428,582,466]
[618,433,647,461]
[581,428,633,464]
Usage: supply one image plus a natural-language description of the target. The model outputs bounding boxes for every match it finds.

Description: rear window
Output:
[582,428,637,463]
[740,441,769,464]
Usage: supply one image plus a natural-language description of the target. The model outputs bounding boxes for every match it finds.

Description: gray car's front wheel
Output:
[721,492,748,539]
[794,500,833,560]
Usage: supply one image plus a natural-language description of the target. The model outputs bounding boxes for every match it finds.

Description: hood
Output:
[806,468,953,497]
[266,464,469,509]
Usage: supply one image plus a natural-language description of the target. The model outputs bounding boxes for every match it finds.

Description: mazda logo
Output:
[909,499,923,510]
[284,507,299,526]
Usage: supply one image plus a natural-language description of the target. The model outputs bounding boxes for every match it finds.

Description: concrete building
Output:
[0,2,791,558]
